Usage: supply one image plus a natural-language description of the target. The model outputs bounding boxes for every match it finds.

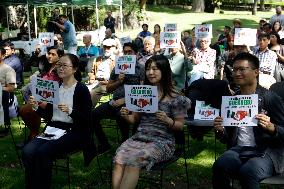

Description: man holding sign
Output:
[92,42,145,154]
[212,53,284,189]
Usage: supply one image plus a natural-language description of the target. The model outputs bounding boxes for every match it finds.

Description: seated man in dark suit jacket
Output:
[213,52,284,189]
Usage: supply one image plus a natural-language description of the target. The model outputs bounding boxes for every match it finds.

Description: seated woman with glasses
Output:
[112,55,191,189]
[22,54,95,189]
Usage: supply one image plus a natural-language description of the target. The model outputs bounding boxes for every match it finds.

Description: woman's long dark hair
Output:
[62,53,82,82]
[272,21,282,32]
[144,55,177,99]
[41,46,64,76]
[154,24,161,34]
[269,31,281,48]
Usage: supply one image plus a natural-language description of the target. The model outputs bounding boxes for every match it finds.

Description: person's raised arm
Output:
[106,73,125,93]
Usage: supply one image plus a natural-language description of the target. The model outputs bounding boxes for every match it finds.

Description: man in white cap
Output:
[101,28,122,55]
[86,38,115,107]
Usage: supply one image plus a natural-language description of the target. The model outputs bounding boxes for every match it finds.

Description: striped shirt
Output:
[253,48,277,76]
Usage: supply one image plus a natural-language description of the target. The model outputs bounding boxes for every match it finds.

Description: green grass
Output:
[1,6,284,189]
[115,6,274,42]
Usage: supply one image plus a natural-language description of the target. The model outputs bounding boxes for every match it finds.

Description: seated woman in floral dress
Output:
[112,55,191,189]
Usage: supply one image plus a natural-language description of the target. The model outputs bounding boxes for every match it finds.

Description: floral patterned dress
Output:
[114,95,191,170]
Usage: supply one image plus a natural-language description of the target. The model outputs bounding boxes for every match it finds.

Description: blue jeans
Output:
[212,146,275,189]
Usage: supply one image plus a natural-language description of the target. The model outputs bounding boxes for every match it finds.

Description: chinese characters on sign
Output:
[125,85,158,113]
[221,94,258,127]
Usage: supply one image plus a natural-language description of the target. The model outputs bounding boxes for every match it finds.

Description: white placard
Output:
[160,31,181,49]
[234,28,257,46]
[194,101,220,120]
[39,32,54,47]
[120,36,132,45]
[164,23,177,32]
[37,126,66,140]
[221,94,258,127]
[115,55,136,74]
[125,85,158,113]
[195,24,213,39]
[31,77,59,105]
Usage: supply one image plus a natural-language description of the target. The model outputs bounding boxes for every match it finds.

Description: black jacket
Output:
[37,82,95,166]
[217,86,284,174]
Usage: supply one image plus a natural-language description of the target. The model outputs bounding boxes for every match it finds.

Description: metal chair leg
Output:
[96,155,104,184]
[160,169,163,189]
[67,157,70,189]
[7,124,23,168]
[184,154,189,189]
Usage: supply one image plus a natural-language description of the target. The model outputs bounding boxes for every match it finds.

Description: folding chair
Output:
[260,174,284,185]
[139,130,190,189]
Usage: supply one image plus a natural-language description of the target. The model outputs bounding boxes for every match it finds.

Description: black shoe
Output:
[0,128,9,138]
[16,142,25,150]
[97,144,111,155]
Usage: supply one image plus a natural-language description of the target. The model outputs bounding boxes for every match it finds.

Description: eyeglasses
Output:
[123,50,134,55]
[200,40,208,43]
[232,67,253,73]
[56,63,73,69]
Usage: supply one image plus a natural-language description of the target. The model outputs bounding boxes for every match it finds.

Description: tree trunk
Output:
[153,0,156,5]
[260,0,265,11]
[252,0,257,15]
[192,0,205,12]
[140,0,147,10]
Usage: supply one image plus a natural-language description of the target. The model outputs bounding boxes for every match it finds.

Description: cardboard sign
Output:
[160,31,181,48]
[31,77,59,105]
[115,55,136,74]
[120,36,132,45]
[234,28,257,46]
[221,94,258,127]
[194,101,220,120]
[164,23,177,32]
[195,24,213,39]
[39,32,54,47]
[125,85,158,113]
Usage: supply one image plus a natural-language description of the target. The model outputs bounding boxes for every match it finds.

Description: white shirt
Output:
[51,82,77,123]
[237,126,256,147]
[95,58,111,80]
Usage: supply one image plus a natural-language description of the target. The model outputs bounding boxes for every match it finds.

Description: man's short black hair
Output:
[142,24,148,28]
[59,15,67,19]
[233,52,259,69]
[3,41,15,49]
[0,47,6,56]
[263,23,272,29]
[224,26,231,30]
[258,32,270,40]
[123,42,138,53]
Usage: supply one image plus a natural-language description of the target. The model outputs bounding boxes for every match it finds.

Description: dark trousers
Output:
[22,129,86,189]
[2,91,11,125]
[92,101,129,146]
[212,146,274,189]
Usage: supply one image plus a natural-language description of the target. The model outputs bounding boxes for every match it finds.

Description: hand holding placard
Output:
[255,114,275,135]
